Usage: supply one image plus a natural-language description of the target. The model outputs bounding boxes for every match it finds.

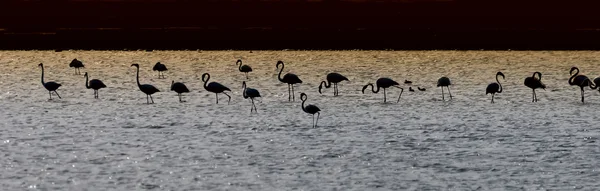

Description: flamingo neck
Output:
[85,74,90,89]
[373,84,380,93]
[496,75,503,93]
[277,63,284,82]
[238,61,243,71]
[135,67,141,87]
[40,66,45,85]
[301,98,308,113]
[242,82,248,98]
[321,80,331,88]
[203,74,210,89]
[569,69,579,85]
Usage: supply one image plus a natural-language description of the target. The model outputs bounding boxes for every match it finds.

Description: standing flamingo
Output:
[153,62,168,79]
[524,72,545,102]
[569,67,593,103]
[39,63,62,99]
[131,64,160,104]
[242,81,261,113]
[300,93,321,128]
[486,72,505,103]
[362,77,404,103]
[69,59,84,75]
[84,72,107,99]
[318,72,349,96]
[276,61,302,101]
[171,80,190,102]
[202,73,231,104]
[236,59,253,79]
[437,77,452,101]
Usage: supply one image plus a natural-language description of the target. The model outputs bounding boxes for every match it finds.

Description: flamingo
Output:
[300,93,321,128]
[276,61,302,101]
[69,59,84,75]
[84,72,107,99]
[569,67,593,103]
[486,72,505,103]
[153,62,168,79]
[171,80,190,102]
[362,77,404,103]
[242,81,261,113]
[131,64,160,104]
[437,77,452,101]
[38,63,62,99]
[236,59,253,79]
[524,72,545,102]
[202,73,231,104]
[318,72,349,96]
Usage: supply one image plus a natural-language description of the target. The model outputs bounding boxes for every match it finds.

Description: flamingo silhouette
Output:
[524,72,545,102]
[242,81,261,113]
[39,63,62,99]
[437,77,452,101]
[84,72,107,99]
[569,67,593,103]
[276,61,302,101]
[202,73,231,104]
[69,59,84,75]
[300,93,321,128]
[486,72,504,103]
[171,80,190,102]
[131,64,160,104]
[318,72,348,96]
[362,78,404,103]
[237,59,253,79]
[153,62,168,79]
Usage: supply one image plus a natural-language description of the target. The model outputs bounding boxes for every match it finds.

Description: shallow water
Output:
[1,50,600,190]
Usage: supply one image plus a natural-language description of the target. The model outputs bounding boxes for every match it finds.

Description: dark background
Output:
[1,0,599,50]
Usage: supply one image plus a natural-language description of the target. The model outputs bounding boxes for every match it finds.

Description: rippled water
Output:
[1,50,600,190]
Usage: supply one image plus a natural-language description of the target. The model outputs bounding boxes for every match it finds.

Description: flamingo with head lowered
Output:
[276,61,302,101]
[362,77,404,103]
[318,72,348,96]
[524,72,545,102]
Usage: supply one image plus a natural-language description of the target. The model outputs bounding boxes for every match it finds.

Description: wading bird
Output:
[236,59,253,79]
[362,77,404,103]
[131,64,160,104]
[437,77,452,101]
[486,72,504,103]
[202,73,231,104]
[300,93,321,128]
[569,67,593,103]
[84,72,106,99]
[276,61,302,101]
[39,63,62,99]
[524,72,545,102]
[171,80,190,102]
[69,59,84,75]
[318,72,348,96]
[153,62,168,79]
[242,81,261,113]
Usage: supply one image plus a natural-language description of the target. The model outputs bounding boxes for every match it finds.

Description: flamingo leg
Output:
[222,92,231,104]
[441,87,445,101]
[146,94,150,104]
[312,114,315,128]
[491,93,495,103]
[396,87,403,103]
[383,88,387,103]
[447,86,453,100]
[54,91,61,99]
[179,93,183,102]
[215,93,219,104]
[316,112,320,128]
[245,72,249,80]
[288,84,291,101]
[292,85,296,101]
[581,88,585,103]
[252,98,257,113]
[48,91,52,99]
[532,89,536,102]
[150,94,154,104]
